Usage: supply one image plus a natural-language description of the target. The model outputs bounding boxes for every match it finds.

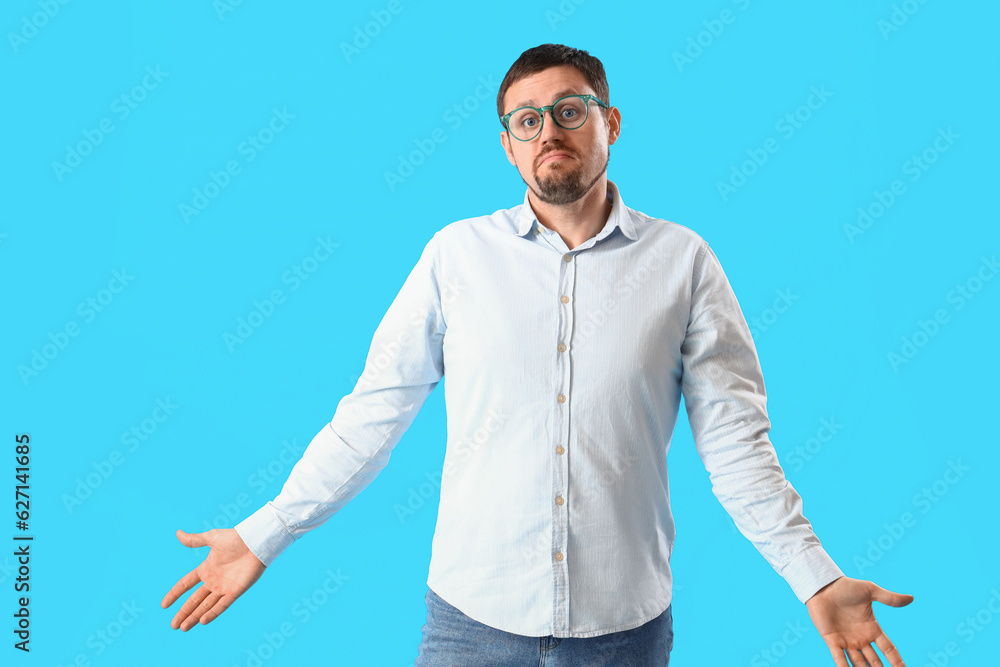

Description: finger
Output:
[199,595,236,626]
[874,633,906,666]
[861,645,884,667]
[823,642,851,667]
[181,591,223,632]
[869,582,914,607]
[172,585,210,630]
[161,570,201,609]
[847,648,868,667]
[176,529,211,549]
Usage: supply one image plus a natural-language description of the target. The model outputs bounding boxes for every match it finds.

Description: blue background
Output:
[3,1,997,665]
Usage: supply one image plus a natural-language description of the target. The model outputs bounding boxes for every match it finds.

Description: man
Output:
[162,44,913,666]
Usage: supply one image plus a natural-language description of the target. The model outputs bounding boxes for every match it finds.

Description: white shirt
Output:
[235,179,845,638]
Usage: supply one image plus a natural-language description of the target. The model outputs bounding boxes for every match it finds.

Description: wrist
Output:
[806,575,845,605]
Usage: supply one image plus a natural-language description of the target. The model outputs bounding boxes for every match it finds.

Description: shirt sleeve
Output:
[235,233,446,567]
[679,240,844,603]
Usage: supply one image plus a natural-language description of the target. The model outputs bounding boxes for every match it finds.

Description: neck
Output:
[529,175,612,250]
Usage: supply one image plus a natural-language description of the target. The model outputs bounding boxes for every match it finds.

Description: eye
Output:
[514,113,539,129]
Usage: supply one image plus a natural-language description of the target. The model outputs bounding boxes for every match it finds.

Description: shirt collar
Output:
[514,179,638,242]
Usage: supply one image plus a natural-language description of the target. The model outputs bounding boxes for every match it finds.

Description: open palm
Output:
[161,528,267,631]
[806,576,913,667]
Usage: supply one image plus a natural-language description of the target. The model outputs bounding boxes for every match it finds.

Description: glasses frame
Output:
[500,94,610,142]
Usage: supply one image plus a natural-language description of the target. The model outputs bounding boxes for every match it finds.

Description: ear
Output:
[606,107,622,147]
[500,129,517,167]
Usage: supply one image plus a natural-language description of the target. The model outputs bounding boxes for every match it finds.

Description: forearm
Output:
[234,419,391,567]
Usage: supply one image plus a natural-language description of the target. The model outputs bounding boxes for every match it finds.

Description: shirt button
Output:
[556,445,565,455]
[554,552,564,562]
[563,254,572,262]
[555,496,565,506]
[557,343,566,352]
[557,394,566,403]
[560,295,570,304]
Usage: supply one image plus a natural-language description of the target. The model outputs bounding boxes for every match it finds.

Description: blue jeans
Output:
[414,587,673,666]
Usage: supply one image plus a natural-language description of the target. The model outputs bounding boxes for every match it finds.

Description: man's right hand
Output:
[161,528,267,631]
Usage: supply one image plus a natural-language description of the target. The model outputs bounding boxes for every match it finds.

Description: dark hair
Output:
[496,43,610,120]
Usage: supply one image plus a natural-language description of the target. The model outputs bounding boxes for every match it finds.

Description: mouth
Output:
[541,153,572,164]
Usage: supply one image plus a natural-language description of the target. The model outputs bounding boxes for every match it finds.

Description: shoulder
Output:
[624,204,711,259]
[431,203,523,246]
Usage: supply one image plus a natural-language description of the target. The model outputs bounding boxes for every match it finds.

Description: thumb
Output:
[176,529,212,549]
[870,582,914,608]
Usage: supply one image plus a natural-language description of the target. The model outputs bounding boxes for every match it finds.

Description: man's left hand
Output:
[805,576,914,667]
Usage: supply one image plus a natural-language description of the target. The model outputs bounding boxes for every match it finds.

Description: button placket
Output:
[551,250,575,635]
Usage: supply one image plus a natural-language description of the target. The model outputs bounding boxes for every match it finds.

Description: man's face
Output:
[500,65,621,206]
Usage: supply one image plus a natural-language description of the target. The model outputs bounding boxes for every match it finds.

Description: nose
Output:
[537,108,568,143]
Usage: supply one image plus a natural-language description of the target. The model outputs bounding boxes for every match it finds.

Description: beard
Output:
[526,147,610,206]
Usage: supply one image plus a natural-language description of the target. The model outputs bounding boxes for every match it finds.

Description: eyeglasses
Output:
[500,94,609,142]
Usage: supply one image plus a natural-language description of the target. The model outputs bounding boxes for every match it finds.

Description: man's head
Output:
[497,44,621,206]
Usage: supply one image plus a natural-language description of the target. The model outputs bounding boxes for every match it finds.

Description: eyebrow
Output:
[512,88,582,110]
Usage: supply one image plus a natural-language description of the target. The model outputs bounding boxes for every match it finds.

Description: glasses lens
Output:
[509,108,542,140]
[553,97,588,129]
